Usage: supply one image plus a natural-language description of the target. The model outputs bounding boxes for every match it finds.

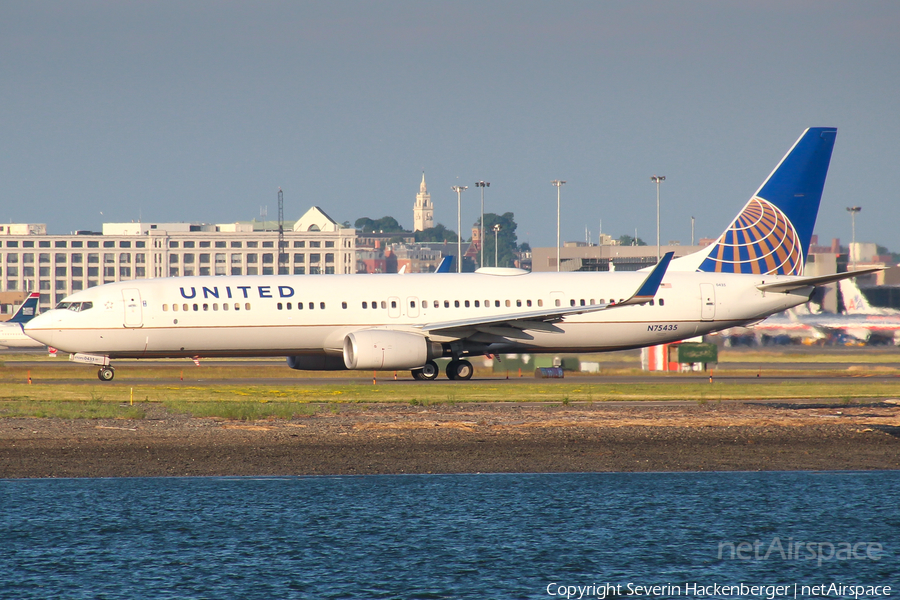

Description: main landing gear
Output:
[410,359,474,381]
[411,360,440,381]
[98,366,116,382]
[445,359,473,381]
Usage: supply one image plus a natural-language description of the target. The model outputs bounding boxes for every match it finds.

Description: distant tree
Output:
[618,234,647,246]
[414,223,458,243]
[519,242,532,253]
[476,212,519,268]
[354,216,404,233]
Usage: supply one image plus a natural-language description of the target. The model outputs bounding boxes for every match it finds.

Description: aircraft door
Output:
[122,289,143,328]
[406,297,420,318]
[388,296,401,318]
[700,283,715,321]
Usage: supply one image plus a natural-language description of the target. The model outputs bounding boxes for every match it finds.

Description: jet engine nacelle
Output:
[343,329,441,370]
[286,354,348,371]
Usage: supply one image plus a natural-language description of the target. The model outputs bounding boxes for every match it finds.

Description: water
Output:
[1,472,897,599]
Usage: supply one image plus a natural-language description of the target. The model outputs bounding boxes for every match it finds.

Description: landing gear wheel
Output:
[98,366,115,382]
[446,359,473,381]
[412,361,440,381]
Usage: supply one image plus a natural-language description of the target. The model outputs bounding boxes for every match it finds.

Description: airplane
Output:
[0,292,45,349]
[25,127,881,382]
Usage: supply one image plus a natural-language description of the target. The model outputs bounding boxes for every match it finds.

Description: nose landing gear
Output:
[98,366,115,381]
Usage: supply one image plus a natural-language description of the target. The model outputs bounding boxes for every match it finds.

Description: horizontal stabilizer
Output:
[756,267,883,293]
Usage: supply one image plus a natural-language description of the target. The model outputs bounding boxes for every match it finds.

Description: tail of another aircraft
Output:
[8,292,40,324]
[670,127,837,276]
[839,278,897,315]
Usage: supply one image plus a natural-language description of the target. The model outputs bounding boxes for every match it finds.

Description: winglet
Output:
[619,252,674,306]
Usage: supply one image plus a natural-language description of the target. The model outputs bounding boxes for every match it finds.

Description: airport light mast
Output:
[493,223,501,267]
[278,188,286,275]
[846,206,861,267]
[452,185,468,273]
[552,180,566,272]
[651,175,666,262]
[475,181,490,268]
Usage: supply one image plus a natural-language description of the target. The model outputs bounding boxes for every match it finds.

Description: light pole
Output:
[475,181,490,268]
[452,185,468,273]
[651,175,666,262]
[493,223,501,267]
[846,206,861,267]
[551,180,566,271]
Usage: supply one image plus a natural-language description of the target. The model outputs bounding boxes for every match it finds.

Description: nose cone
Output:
[23,312,55,346]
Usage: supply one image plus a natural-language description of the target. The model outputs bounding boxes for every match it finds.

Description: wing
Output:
[417,252,674,341]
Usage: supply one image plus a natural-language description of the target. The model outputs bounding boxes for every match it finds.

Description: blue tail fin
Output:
[435,256,452,273]
[8,292,40,324]
[693,127,836,276]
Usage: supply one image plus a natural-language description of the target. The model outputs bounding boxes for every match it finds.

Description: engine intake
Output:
[343,330,440,370]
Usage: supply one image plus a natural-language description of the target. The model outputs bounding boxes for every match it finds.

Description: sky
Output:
[2,1,899,251]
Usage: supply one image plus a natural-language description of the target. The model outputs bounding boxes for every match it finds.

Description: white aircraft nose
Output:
[23,312,55,345]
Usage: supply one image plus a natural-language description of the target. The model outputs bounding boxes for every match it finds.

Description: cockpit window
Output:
[55,301,94,312]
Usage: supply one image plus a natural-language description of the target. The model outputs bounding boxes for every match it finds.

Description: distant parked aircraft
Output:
[0,292,45,349]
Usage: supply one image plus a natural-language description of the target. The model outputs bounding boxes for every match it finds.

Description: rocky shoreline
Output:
[2,401,899,478]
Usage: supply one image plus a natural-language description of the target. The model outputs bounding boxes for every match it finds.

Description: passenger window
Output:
[516,300,522,307]
[526,300,532,307]
[277,303,283,310]
[570,300,576,307]
[495,300,500,307]
[362,301,368,308]
[649,299,654,306]
[434,300,439,308]
[391,301,396,309]
[213,304,218,311]
[223,303,228,311]
[464,300,470,307]
[183,304,188,311]
[163,304,168,311]
[410,301,415,308]
[173,304,179,312]
[474,300,480,307]
[287,302,292,310]
[380,301,386,309]
[246,303,251,310]
[659,298,665,306]
[309,302,315,310]
[297,302,303,310]
[193,304,199,311]
[580,299,585,306]
[444,300,449,308]
[320,302,325,309]
[203,304,208,311]
[537,299,543,307]
[555,299,561,307]
[342,302,347,309]
[505,300,511,307]
[590,299,595,305]
[454,300,460,308]
[234,303,240,311]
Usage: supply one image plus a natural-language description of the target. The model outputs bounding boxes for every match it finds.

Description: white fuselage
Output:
[0,323,45,349]
[24,270,810,362]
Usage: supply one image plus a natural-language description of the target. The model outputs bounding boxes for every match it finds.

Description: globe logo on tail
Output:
[698,197,803,275]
